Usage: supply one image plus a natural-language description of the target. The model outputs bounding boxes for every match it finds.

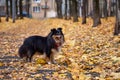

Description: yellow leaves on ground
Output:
[0,62,4,67]
[53,72,67,79]
[0,17,120,79]
[111,72,120,79]
[36,58,46,65]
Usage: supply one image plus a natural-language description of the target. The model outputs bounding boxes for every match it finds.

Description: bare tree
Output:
[103,0,108,18]
[44,0,48,18]
[4,0,24,22]
[19,0,23,19]
[114,0,120,35]
[64,0,68,20]
[107,0,111,16]
[55,0,63,18]
[68,0,72,19]
[6,0,9,21]
[88,0,93,18]
[82,0,87,24]
[15,0,18,19]
[0,6,1,22]
[10,0,12,18]
[0,15,1,22]
[26,0,30,17]
[72,0,78,22]
[92,0,101,27]
[12,0,16,23]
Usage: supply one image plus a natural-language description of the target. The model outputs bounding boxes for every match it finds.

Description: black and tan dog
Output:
[18,28,64,64]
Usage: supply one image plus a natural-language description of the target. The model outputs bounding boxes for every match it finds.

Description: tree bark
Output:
[72,0,78,22]
[6,0,9,21]
[107,0,111,16]
[86,0,88,16]
[0,16,1,22]
[19,0,23,19]
[114,0,120,35]
[0,9,1,22]
[103,0,108,18]
[10,0,12,18]
[82,0,87,24]
[44,1,47,18]
[92,0,101,27]
[15,0,18,19]
[68,0,72,19]
[26,0,30,17]
[12,0,16,23]
[64,0,68,20]
[55,0,63,18]
[88,0,93,18]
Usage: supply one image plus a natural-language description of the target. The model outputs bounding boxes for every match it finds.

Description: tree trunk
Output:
[114,0,120,35]
[68,0,72,19]
[55,0,63,18]
[113,0,116,16]
[64,0,68,20]
[72,0,78,22]
[107,0,111,16]
[92,0,101,27]
[44,1,47,18]
[0,9,1,22]
[86,0,88,16]
[88,0,93,18]
[0,15,1,22]
[10,0,12,18]
[82,0,87,24]
[19,0,23,19]
[103,0,108,18]
[26,0,30,17]
[6,0,9,21]
[15,0,18,19]
[12,0,16,23]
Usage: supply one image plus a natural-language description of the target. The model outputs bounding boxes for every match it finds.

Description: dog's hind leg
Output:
[27,50,35,62]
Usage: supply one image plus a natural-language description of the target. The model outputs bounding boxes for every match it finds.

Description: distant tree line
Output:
[55,0,120,35]
[0,0,30,23]
[0,0,47,22]
[5,0,23,23]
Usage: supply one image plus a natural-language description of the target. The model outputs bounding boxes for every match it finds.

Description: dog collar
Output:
[54,43,61,49]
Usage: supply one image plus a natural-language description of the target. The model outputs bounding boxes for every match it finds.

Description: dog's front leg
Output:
[50,53,56,64]
[50,49,57,64]
[46,57,52,64]
[45,50,53,64]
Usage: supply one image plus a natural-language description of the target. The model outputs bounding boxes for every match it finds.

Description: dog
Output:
[18,28,64,64]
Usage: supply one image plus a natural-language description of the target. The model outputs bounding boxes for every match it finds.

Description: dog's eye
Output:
[59,36,62,39]
[55,37,60,40]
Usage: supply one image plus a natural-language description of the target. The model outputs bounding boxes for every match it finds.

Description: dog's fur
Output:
[18,28,64,64]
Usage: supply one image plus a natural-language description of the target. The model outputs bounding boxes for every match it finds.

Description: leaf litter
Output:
[0,17,120,80]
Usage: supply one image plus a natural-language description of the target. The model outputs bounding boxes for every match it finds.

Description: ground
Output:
[0,17,120,80]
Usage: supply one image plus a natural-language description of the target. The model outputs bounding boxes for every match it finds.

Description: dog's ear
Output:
[51,28,56,32]
[57,28,62,31]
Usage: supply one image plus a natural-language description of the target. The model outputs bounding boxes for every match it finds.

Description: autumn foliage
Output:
[0,17,120,79]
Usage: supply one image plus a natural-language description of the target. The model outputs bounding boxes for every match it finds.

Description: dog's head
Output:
[50,28,65,47]
[57,28,65,42]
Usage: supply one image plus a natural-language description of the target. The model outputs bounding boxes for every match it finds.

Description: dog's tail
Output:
[18,45,27,58]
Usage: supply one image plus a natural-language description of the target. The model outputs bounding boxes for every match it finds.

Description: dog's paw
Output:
[47,61,52,64]
[47,60,57,64]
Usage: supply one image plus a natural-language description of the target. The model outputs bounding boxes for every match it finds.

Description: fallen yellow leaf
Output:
[36,58,46,64]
